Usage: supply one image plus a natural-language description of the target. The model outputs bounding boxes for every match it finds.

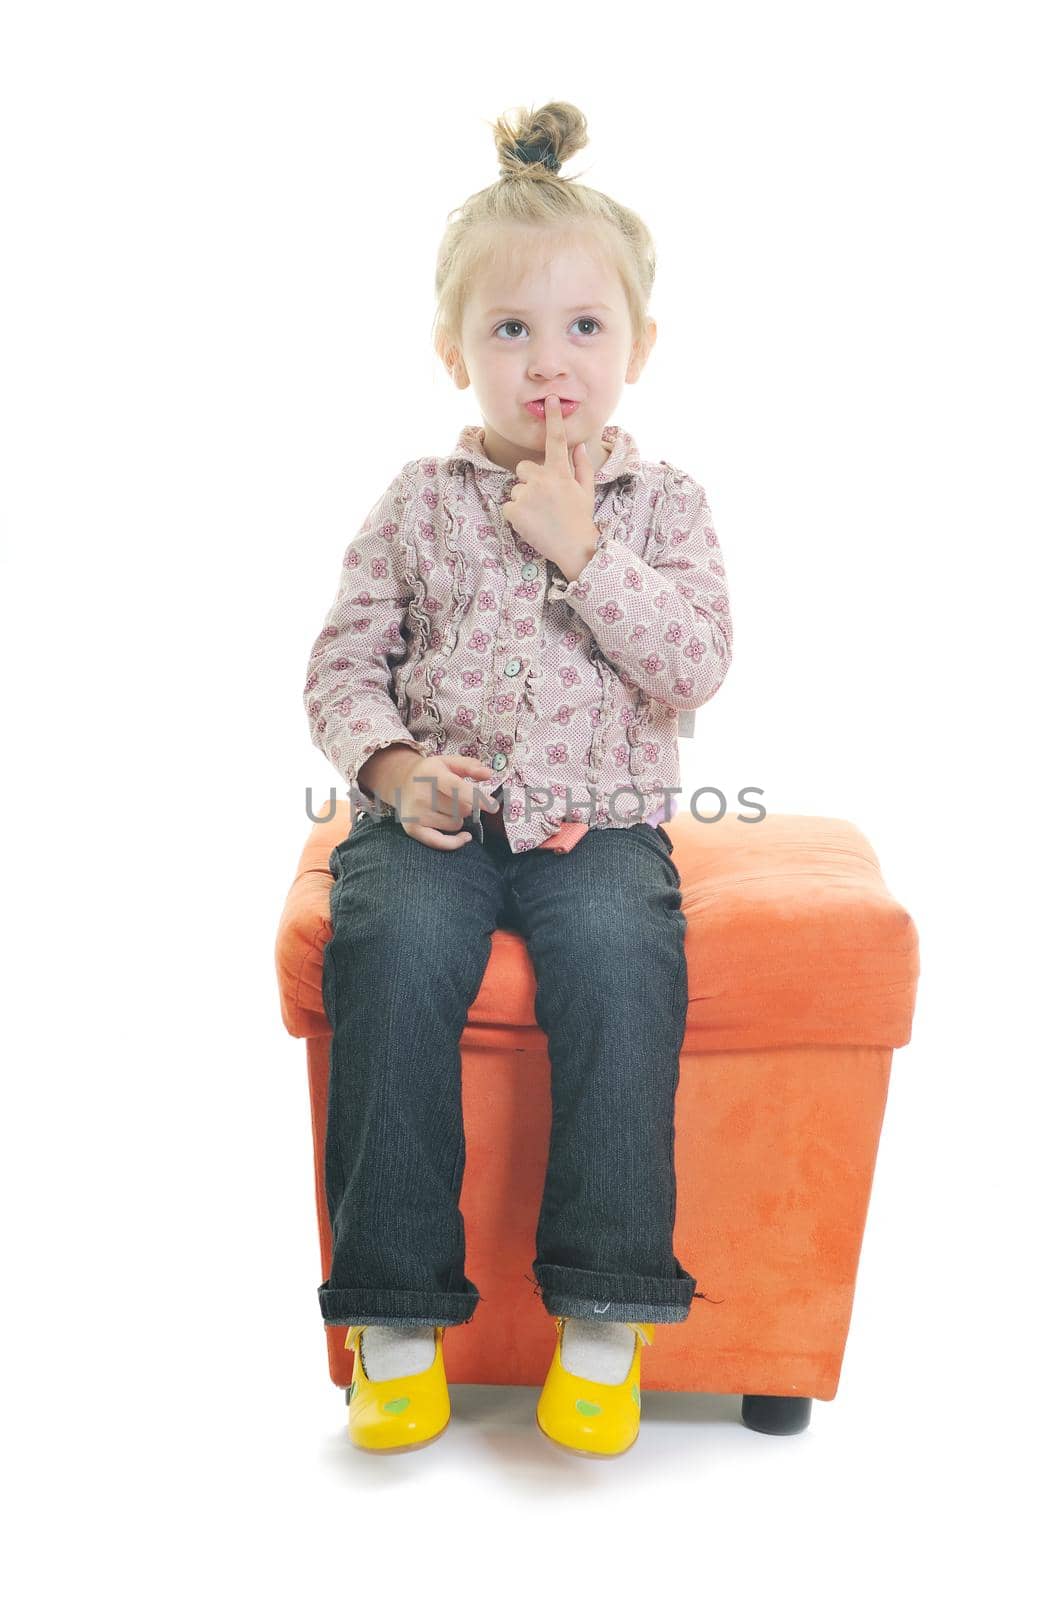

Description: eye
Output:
[492,317,603,340]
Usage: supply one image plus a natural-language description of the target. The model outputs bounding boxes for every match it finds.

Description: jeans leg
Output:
[319,812,505,1327]
[513,824,696,1323]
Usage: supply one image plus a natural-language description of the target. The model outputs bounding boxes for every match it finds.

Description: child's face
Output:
[448,235,655,475]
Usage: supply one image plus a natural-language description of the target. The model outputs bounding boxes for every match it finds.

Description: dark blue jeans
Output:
[318,805,695,1327]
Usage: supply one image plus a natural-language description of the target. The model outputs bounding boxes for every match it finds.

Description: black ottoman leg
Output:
[741,1394,813,1434]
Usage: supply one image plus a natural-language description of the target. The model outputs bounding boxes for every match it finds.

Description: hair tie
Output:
[512,137,560,172]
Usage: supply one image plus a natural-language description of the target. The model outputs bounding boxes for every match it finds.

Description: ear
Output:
[439,338,470,391]
[626,318,657,383]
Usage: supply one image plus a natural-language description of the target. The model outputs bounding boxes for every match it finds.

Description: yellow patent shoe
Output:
[343,1324,451,1453]
[535,1317,654,1457]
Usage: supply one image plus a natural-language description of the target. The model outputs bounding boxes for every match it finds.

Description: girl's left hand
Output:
[500,393,599,579]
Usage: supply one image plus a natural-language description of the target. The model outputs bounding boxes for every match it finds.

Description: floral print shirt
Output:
[305,421,733,854]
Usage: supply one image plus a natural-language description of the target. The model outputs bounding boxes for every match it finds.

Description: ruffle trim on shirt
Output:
[438,467,476,665]
[395,461,441,747]
[398,461,481,758]
[624,686,653,779]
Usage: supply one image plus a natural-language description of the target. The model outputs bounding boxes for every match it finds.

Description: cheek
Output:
[582,346,622,380]
[480,350,517,385]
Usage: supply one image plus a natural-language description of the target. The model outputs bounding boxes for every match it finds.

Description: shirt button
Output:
[492,753,507,770]
[503,657,522,677]
[521,561,538,580]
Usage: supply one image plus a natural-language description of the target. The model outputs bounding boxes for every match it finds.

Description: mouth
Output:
[524,397,580,419]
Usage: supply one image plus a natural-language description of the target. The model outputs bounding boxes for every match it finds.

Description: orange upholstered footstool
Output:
[275,807,919,1435]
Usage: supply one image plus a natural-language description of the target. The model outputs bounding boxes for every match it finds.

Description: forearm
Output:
[548,540,732,709]
[545,476,733,711]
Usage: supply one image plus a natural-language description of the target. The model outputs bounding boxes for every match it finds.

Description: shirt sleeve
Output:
[304,463,428,811]
[546,468,733,713]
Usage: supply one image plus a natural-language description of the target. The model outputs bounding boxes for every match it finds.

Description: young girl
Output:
[306,101,733,1457]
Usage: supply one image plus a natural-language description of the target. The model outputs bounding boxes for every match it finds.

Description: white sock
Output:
[359,1325,436,1380]
[559,1319,638,1384]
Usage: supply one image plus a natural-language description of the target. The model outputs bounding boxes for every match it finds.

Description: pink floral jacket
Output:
[305,422,733,854]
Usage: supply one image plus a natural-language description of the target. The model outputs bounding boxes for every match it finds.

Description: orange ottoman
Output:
[275,807,919,1434]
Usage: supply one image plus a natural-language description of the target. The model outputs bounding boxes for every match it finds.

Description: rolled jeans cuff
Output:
[533,1261,696,1324]
[319,1281,479,1328]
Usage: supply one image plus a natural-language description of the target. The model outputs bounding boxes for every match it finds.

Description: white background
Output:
[3,1,1059,1592]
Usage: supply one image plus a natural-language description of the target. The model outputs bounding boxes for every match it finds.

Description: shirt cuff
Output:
[546,538,616,604]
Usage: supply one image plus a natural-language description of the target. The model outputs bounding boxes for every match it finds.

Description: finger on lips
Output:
[545,391,575,472]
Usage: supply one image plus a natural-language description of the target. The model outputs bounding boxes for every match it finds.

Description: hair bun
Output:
[493,101,588,180]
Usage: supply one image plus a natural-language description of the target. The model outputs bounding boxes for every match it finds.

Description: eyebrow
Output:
[482,303,613,318]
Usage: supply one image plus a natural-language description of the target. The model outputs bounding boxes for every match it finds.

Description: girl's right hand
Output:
[394,754,500,849]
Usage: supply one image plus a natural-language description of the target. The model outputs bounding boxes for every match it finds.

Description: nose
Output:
[528,349,569,384]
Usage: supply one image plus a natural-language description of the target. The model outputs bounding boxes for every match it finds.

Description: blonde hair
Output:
[432,101,656,366]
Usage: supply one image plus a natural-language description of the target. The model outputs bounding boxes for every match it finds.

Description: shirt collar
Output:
[446,422,644,491]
